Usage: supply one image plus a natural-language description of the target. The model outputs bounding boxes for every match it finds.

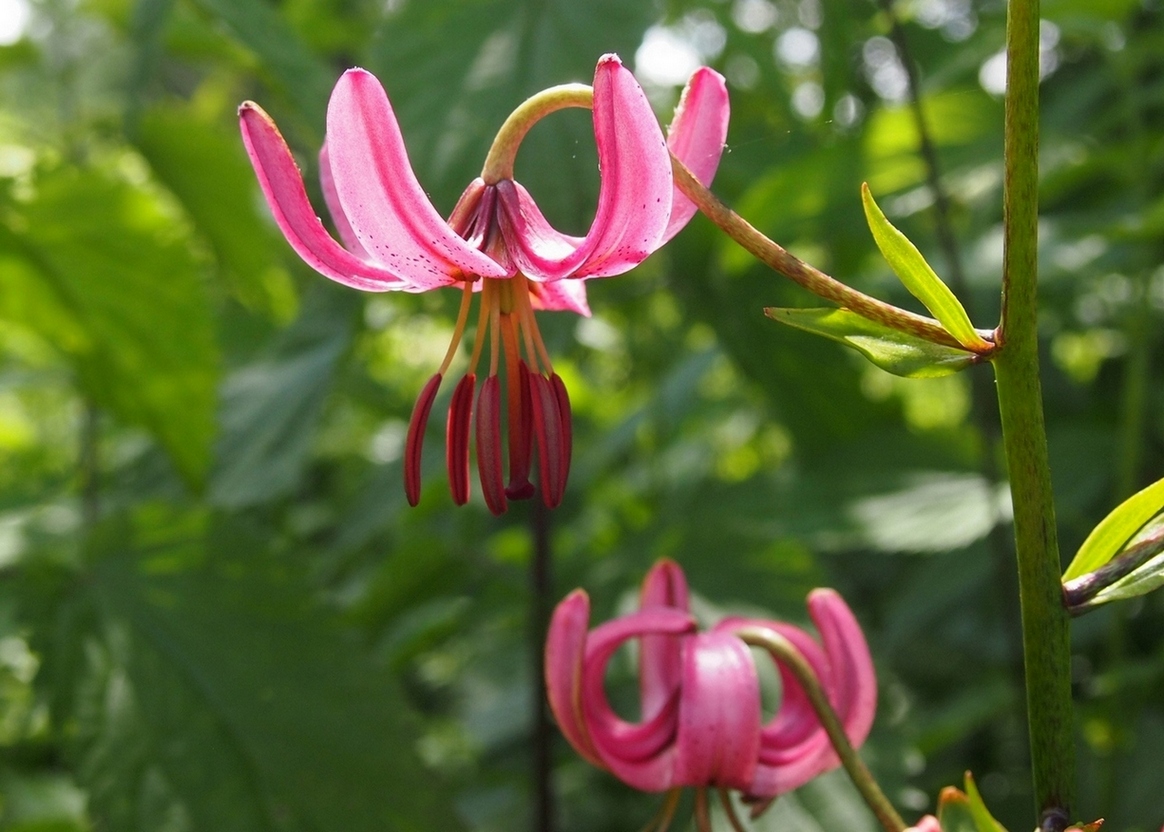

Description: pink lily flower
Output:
[907,816,942,832]
[545,560,876,809]
[239,55,729,514]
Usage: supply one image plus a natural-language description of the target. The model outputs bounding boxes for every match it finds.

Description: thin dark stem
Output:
[530,500,555,832]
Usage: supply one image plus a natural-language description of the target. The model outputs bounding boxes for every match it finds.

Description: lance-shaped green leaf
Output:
[1062,474,1164,580]
[936,787,976,832]
[861,183,991,353]
[962,773,1007,832]
[765,307,976,378]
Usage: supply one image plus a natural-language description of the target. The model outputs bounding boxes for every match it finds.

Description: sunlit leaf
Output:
[186,0,333,129]
[136,103,297,320]
[765,307,976,378]
[860,184,990,352]
[6,164,219,487]
[1062,475,1164,580]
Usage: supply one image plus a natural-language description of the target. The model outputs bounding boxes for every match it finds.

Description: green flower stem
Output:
[736,626,906,832]
[994,0,1075,821]
[671,158,986,352]
[481,84,593,184]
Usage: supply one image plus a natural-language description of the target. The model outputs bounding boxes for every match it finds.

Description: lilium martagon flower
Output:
[239,55,729,515]
[546,559,877,831]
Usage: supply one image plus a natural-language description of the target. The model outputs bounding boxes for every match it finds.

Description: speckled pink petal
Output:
[582,608,696,792]
[239,102,413,292]
[662,67,730,244]
[673,632,761,790]
[499,54,672,280]
[638,560,690,720]
[325,68,508,287]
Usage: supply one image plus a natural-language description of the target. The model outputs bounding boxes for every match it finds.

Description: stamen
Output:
[514,276,554,374]
[438,281,477,377]
[446,374,476,505]
[640,789,683,832]
[502,360,533,500]
[694,789,712,832]
[529,373,566,508]
[468,281,493,371]
[550,373,572,499]
[718,790,749,832]
[404,373,443,506]
[475,375,507,515]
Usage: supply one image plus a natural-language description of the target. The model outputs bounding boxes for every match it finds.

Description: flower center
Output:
[403,188,573,515]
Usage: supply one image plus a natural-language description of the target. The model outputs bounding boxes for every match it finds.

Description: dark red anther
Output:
[550,373,572,501]
[446,373,476,506]
[505,360,536,500]
[476,375,508,515]
[529,373,566,509]
[404,373,443,507]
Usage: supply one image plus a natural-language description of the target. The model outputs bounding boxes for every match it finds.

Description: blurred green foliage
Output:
[0,0,1162,830]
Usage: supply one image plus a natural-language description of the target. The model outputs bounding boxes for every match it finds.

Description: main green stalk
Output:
[994,0,1075,821]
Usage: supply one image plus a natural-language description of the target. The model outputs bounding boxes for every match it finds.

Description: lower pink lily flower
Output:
[239,56,729,514]
[545,560,876,820]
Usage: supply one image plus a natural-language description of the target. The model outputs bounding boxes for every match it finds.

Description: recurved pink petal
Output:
[721,591,877,799]
[239,102,413,292]
[546,590,604,767]
[499,54,672,280]
[806,588,877,755]
[673,632,761,790]
[639,560,690,720]
[662,67,730,243]
[582,608,697,792]
[325,68,509,288]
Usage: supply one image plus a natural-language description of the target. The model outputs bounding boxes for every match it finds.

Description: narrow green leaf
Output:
[860,183,990,352]
[1087,554,1164,606]
[1062,474,1164,580]
[765,307,975,378]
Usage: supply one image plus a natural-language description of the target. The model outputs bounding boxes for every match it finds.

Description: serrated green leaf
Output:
[765,307,976,378]
[1062,474,1164,580]
[82,518,461,832]
[209,287,354,508]
[186,0,333,130]
[860,184,990,352]
[136,103,297,320]
[7,164,219,487]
